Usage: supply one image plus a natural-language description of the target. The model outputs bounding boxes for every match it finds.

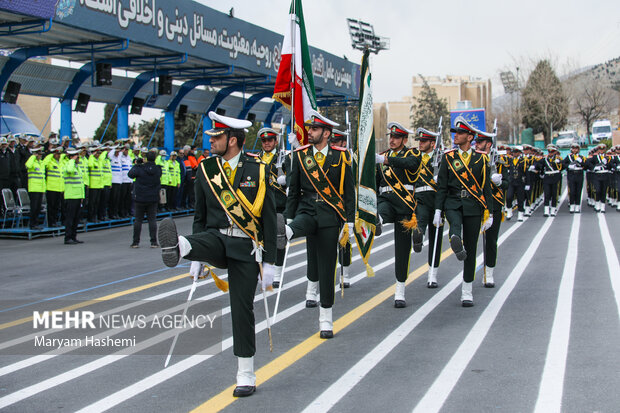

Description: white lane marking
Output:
[534,212,580,413]
[411,190,567,413]
[301,215,527,413]
[597,214,620,322]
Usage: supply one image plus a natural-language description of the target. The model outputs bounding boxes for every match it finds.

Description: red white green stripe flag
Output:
[272,0,317,146]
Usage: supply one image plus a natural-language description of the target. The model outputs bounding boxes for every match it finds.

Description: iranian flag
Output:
[353,50,377,277]
[272,0,317,146]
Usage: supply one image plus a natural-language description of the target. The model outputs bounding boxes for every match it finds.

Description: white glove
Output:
[433,209,442,227]
[568,164,576,170]
[375,153,385,164]
[339,222,355,240]
[554,158,561,163]
[189,261,204,280]
[575,157,582,163]
[481,216,493,232]
[524,185,531,191]
[528,165,537,172]
[491,173,502,185]
[288,132,300,149]
[260,263,276,290]
[286,218,293,225]
[276,175,286,186]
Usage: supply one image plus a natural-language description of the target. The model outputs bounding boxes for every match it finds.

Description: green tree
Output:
[409,75,450,142]
[521,60,568,145]
[136,113,206,148]
[94,104,119,142]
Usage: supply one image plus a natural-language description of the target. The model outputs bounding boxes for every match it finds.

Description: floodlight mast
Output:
[346,18,389,54]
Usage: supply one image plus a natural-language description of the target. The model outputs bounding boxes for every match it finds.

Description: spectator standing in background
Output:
[128,151,162,248]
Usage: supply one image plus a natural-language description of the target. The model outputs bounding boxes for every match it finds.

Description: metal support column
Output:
[117,105,129,140]
[164,111,175,153]
[60,99,72,138]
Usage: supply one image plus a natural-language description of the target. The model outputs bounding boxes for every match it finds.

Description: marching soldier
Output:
[434,116,493,307]
[505,146,527,221]
[475,130,508,288]
[374,122,422,307]
[411,128,444,288]
[610,145,620,211]
[157,111,277,397]
[63,148,85,244]
[257,127,288,288]
[284,110,355,338]
[585,143,612,213]
[562,142,585,213]
[534,144,563,217]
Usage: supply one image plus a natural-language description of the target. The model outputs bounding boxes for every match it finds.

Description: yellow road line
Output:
[191,248,453,413]
[0,239,307,331]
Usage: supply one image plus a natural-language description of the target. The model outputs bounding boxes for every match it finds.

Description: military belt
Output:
[544,170,560,175]
[302,191,324,202]
[379,184,414,194]
[450,189,471,198]
[219,226,250,238]
[415,185,434,193]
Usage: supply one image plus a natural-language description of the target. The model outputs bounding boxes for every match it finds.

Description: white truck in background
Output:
[591,119,612,144]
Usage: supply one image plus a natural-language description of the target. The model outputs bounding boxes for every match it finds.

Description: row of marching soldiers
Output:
[498,141,620,219]
[0,133,182,240]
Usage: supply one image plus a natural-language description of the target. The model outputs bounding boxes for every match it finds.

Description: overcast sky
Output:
[56,0,620,138]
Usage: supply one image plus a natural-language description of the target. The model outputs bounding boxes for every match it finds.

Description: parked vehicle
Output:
[555,130,579,148]
[591,120,612,144]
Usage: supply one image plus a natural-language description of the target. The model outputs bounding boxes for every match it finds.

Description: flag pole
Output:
[289,0,296,143]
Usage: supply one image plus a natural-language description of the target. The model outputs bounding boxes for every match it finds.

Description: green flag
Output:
[353,50,376,277]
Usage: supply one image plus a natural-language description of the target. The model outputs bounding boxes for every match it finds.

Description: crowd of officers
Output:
[0,132,213,243]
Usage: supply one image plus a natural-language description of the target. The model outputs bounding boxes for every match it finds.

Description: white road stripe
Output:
[597,214,620,322]
[411,190,567,413]
[534,212,580,413]
[301,215,527,413]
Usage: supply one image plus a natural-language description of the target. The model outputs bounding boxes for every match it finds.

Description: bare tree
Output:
[573,78,614,138]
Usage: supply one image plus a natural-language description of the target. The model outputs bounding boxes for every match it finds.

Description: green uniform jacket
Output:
[285,145,355,227]
[413,152,439,206]
[435,149,493,216]
[44,156,64,192]
[25,155,46,192]
[100,154,112,187]
[88,154,104,189]
[258,150,287,211]
[156,155,169,186]
[490,156,510,212]
[63,159,85,199]
[193,153,277,264]
[376,147,422,216]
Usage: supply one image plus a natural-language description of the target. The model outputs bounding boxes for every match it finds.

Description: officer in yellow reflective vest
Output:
[166,151,181,210]
[99,144,113,220]
[156,150,169,210]
[25,146,46,229]
[63,148,85,244]
[87,145,104,222]
[43,147,65,227]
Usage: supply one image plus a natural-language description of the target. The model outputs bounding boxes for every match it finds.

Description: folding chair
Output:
[1,188,21,229]
[16,188,31,228]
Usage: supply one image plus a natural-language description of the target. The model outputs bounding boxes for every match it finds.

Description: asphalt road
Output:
[0,191,619,413]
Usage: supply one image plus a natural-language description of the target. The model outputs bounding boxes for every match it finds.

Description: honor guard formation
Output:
[148,111,620,398]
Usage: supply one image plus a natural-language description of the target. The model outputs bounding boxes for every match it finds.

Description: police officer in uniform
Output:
[63,148,85,244]
[475,130,507,288]
[284,110,355,338]
[411,128,444,288]
[585,143,612,213]
[505,145,527,221]
[157,111,277,398]
[434,117,493,306]
[257,127,288,288]
[374,122,422,307]
[610,145,620,211]
[562,142,585,213]
[534,144,563,217]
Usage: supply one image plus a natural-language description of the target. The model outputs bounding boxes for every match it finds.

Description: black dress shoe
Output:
[375,222,382,236]
[305,300,318,308]
[343,281,350,288]
[412,229,423,253]
[64,239,78,245]
[450,235,467,261]
[232,385,255,397]
[394,300,406,308]
[483,282,495,288]
[272,281,280,288]
[158,218,180,267]
[462,300,474,307]
[73,239,84,244]
[427,282,438,288]
[319,330,333,339]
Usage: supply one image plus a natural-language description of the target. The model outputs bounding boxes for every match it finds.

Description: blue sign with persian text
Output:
[0,0,59,19]
[53,0,359,97]
[450,108,486,144]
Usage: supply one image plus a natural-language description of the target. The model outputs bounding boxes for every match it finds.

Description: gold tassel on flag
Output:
[482,209,490,224]
[339,224,349,247]
[400,212,418,231]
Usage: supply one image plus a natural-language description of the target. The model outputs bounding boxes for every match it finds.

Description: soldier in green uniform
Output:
[411,128,444,288]
[284,110,355,339]
[475,130,508,288]
[157,111,277,398]
[257,127,288,288]
[330,129,353,288]
[434,117,493,307]
[374,122,422,307]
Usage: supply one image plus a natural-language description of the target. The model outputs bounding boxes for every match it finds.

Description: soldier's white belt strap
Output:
[544,170,560,174]
[380,184,414,194]
[219,226,250,238]
[415,185,434,193]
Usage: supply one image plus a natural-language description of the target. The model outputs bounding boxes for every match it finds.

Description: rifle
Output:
[275,115,286,173]
[431,116,444,171]
[489,118,498,174]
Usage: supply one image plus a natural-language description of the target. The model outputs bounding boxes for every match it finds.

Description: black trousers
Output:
[64,198,81,241]
[289,213,339,308]
[46,190,62,226]
[484,208,503,268]
[506,182,526,211]
[592,174,609,202]
[29,191,43,228]
[109,183,121,217]
[184,178,195,208]
[414,200,444,268]
[445,208,482,283]
[98,186,110,220]
[567,173,584,205]
[88,188,101,221]
[132,201,158,244]
[119,183,131,217]
[185,229,258,358]
[378,201,413,283]
[166,185,177,209]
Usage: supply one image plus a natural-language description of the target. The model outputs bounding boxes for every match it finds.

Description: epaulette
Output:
[294,144,311,152]
[444,148,456,153]
[330,145,346,151]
